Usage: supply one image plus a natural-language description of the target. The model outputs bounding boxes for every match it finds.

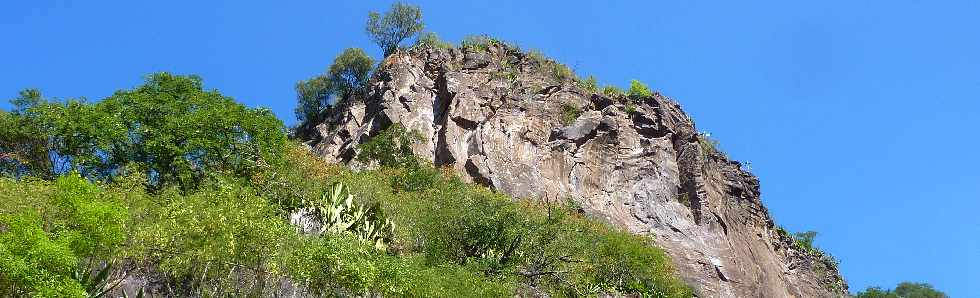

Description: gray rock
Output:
[304,44,849,298]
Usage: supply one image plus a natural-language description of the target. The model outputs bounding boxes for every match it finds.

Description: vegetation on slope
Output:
[0,73,692,297]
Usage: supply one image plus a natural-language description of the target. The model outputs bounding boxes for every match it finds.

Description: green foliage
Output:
[560,103,582,125]
[27,73,287,190]
[461,35,493,52]
[294,75,332,124]
[526,49,576,83]
[629,79,653,99]
[624,104,637,115]
[853,282,949,298]
[602,85,626,98]
[793,230,818,253]
[357,124,421,168]
[133,178,295,296]
[357,124,439,192]
[577,75,599,93]
[330,161,693,296]
[366,1,424,57]
[413,31,452,50]
[0,108,51,179]
[329,48,374,99]
[697,132,722,156]
[0,174,127,297]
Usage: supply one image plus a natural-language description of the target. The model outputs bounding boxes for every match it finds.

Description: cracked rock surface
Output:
[299,44,848,297]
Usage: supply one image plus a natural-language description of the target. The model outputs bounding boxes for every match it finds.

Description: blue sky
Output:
[2,1,977,295]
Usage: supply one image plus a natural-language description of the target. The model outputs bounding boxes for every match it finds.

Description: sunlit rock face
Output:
[301,44,848,298]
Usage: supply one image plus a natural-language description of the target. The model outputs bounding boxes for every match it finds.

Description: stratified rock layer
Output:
[301,44,847,297]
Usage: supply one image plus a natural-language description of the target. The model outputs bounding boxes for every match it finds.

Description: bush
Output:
[0,174,128,297]
[413,31,452,50]
[577,75,599,93]
[560,103,582,125]
[629,79,653,99]
[461,35,493,52]
[602,85,626,98]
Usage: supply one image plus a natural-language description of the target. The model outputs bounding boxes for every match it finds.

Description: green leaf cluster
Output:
[854,282,949,298]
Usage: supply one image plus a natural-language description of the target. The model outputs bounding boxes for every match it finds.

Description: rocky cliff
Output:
[300,43,848,297]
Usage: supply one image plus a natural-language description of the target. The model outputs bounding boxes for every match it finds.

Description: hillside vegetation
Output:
[0,73,691,297]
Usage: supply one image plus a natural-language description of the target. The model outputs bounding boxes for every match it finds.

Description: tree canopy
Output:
[853,282,949,298]
[366,2,424,57]
[294,75,333,123]
[328,48,374,99]
[6,73,288,190]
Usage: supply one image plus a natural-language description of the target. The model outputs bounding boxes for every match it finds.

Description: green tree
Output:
[294,75,332,123]
[366,2,424,57]
[329,48,374,99]
[1,90,53,178]
[32,73,287,190]
[853,282,948,298]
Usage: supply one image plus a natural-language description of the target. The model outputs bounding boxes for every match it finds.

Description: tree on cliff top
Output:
[366,2,424,57]
[329,48,374,99]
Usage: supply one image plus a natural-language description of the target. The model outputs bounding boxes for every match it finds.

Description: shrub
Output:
[602,85,626,98]
[366,2,424,57]
[0,174,127,297]
[461,35,493,52]
[629,79,653,99]
[560,103,582,125]
[578,75,599,93]
[413,31,452,50]
[698,132,722,156]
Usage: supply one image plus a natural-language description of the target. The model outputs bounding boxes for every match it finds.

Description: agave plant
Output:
[312,182,395,250]
[74,263,118,298]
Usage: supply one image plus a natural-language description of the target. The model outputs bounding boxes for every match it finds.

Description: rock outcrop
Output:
[300,43,848,297]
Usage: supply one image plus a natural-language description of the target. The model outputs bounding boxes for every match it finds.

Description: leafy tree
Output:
[853,282,948,298]
[294,75,332,123]
[329,48,374,99]
[629,79,653,99]
[366,2,424,57]
[1,95,53,178]
[31,73,287,190]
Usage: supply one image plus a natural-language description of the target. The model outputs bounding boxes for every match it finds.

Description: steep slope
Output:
[300,43,848,297]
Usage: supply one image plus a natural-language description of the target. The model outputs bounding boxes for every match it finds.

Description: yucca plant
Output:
[311,182,395,250]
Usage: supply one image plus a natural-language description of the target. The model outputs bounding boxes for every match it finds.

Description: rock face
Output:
[300,43,848,297]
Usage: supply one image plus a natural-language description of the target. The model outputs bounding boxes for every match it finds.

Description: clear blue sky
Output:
[2,1,977,295]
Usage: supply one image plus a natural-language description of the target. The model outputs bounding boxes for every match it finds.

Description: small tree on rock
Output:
[329,48,374,99]
[294,75,332,123]
[366,2,424,57]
